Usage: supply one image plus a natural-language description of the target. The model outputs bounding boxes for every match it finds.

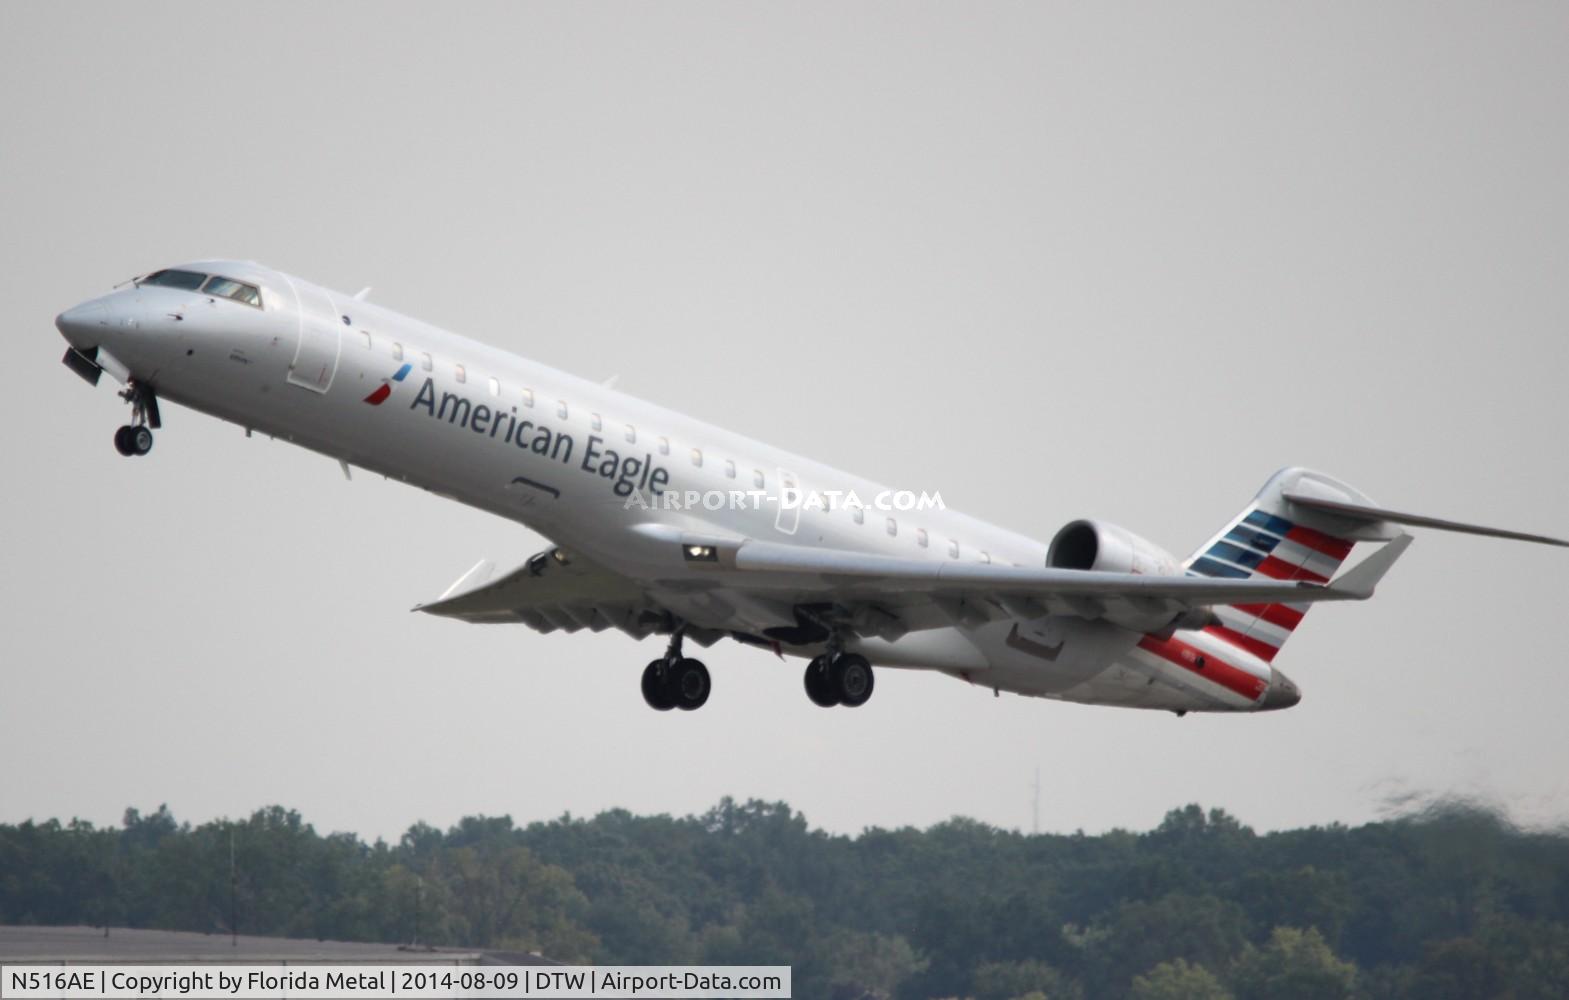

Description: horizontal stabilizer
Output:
[1283,493,1569,548]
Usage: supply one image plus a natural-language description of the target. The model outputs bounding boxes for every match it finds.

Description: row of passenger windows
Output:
[358,330,772,488]
[850,509,990,562]
[357,330,991,561]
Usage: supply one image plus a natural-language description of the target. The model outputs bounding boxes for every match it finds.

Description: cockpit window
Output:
[140,269,208,290]
[137,269,263,307]
[201,275,262,307]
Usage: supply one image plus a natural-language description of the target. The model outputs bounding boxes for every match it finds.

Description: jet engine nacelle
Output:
[1045,520,1203,632]
[1047,519,1182,578]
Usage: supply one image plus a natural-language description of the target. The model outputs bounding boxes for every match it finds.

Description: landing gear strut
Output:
[803,647,875,708]
[113,381,161,458]
[641,625,711,712]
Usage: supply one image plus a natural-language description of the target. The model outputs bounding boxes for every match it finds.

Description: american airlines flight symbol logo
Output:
[363,363,412,405]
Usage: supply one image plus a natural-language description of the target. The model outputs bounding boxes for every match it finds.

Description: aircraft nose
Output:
[1260,667,1302,710]
[55,301,108,350]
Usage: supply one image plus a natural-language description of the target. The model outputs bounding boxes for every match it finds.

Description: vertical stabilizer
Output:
[1185,468,1388,661]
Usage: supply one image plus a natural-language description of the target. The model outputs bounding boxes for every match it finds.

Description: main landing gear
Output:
[112,381,161,458]
[803,650,875,708]
[641,627,711,712]
[113,425,154,457]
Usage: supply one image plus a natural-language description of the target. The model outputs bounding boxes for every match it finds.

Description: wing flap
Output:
[729,539,1372,606]
[715,536,1414,635]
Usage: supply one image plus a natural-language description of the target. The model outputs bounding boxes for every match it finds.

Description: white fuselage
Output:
[56,260,1285,714]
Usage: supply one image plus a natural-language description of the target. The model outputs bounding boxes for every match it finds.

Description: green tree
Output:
[1474,919,1569,1000]
[1129,959,1232,1000]
[1403,936,1502,999]
[820,930,925,999]
[1229,927,1357,1000]
[8,797,1569,999]
[1086,893,1249,996]
[971,958,1079,1000]
[381,863,454,946]
[438,842,596,960]
[1235,866,1352,948]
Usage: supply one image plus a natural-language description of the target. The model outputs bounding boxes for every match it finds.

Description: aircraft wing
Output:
[714,534,1410,629]
[732,537,1406,601]
[415,533,1411,643]
[414,547,668,639]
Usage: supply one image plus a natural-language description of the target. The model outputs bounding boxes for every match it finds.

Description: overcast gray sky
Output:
[3,2,1567,843]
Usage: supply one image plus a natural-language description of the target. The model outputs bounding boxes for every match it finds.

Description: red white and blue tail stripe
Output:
[1186,507,1355,662]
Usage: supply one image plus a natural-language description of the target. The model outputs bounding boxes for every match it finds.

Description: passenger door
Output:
[286,281,342,393]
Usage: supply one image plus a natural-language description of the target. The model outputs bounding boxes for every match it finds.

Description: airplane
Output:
[54,260,1567,717]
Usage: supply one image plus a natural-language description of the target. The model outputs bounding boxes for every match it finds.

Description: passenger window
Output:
[948,539,960,559]
[488,377,500,397]
[691,448,703,467]
[625,425,636,443]
[591,413,602,432]
[917,528,929,548]
[658,437,669,455]
[420,353,432,371]
[521,388,533,407]
[392,343,404,361]
[724,459,736,479]
[886,518,897,537]
[980,551,991,564]
[852,508,864,525]
[360,332,372,349]
[557,401,568,419]
[455,364,466,383]
[753,470,765,488]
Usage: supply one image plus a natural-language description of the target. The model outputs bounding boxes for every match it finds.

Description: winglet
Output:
[1327,533,1414,599]
[412,558,496,611]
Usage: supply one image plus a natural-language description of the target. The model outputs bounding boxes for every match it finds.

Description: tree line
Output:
[3,799,1567,998]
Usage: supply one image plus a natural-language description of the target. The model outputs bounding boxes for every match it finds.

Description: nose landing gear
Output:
[640,625,711,712]
[112,381,161,458]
